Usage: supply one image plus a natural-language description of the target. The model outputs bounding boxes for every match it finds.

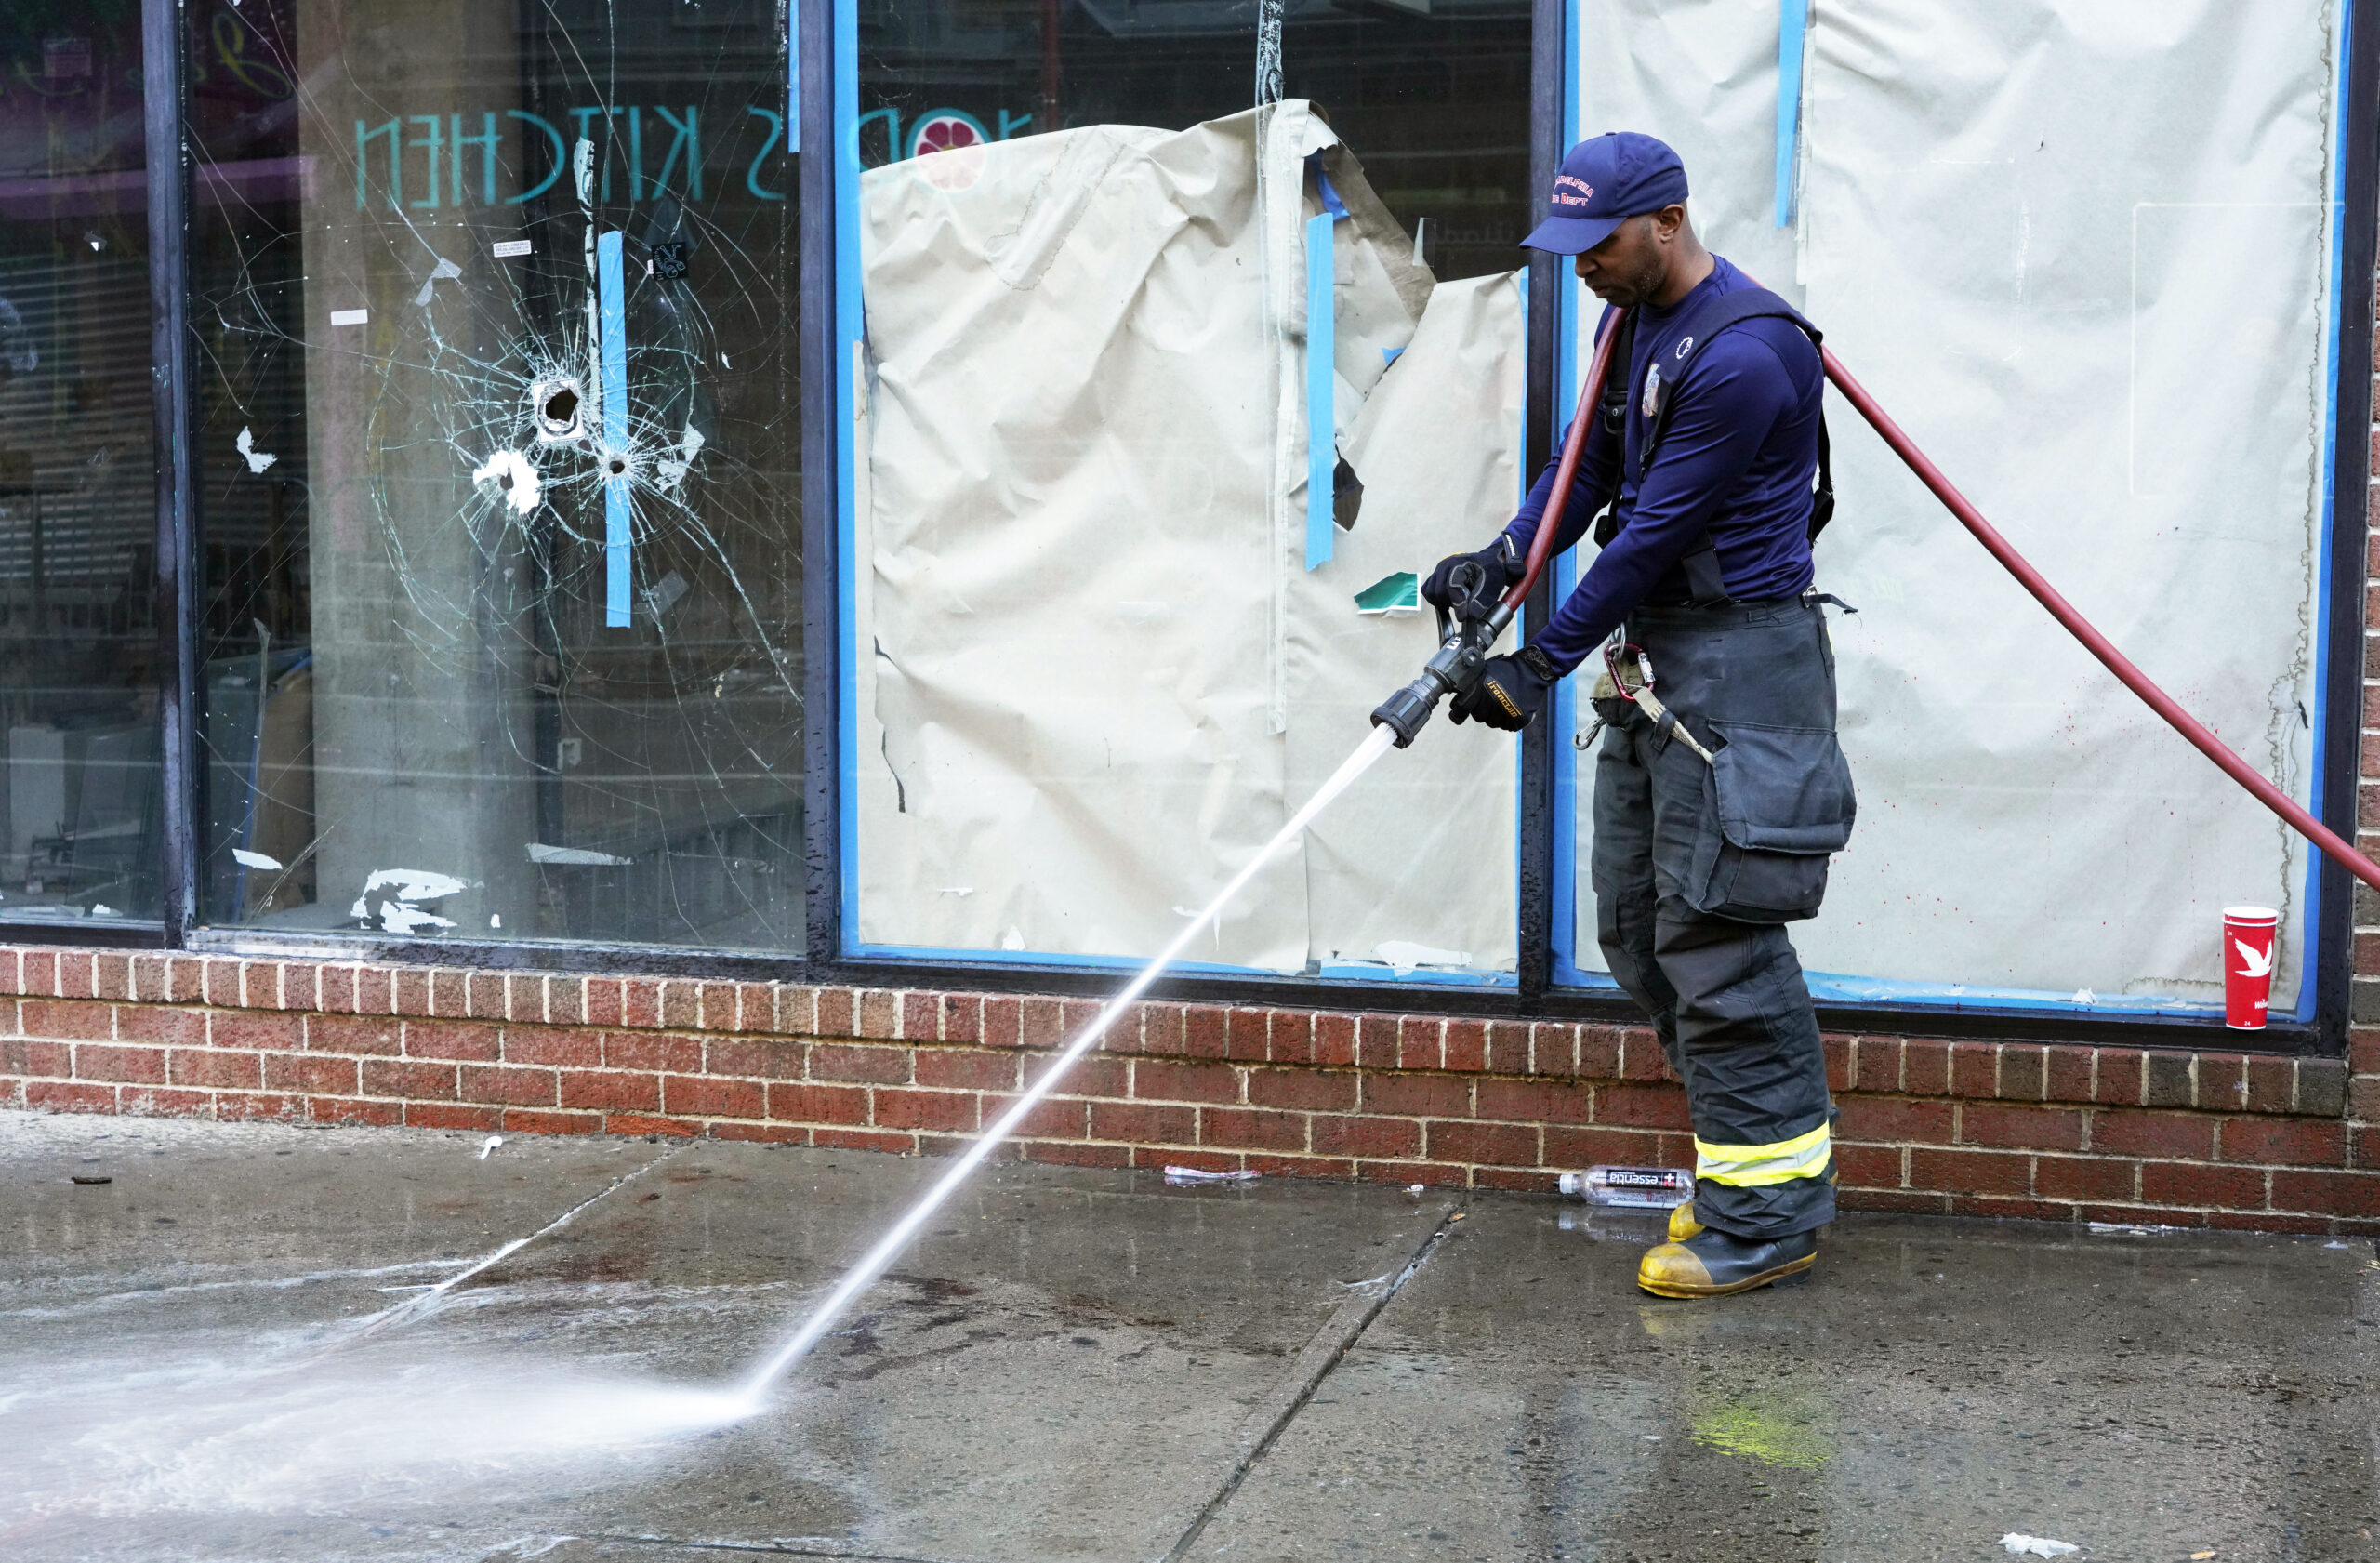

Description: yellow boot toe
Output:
[1665,1200,1704,1242]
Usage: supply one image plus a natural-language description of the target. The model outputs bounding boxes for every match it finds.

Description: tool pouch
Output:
[1685,721,1857,923]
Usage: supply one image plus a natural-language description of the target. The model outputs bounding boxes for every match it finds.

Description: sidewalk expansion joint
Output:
[1157,1199,1467,1563]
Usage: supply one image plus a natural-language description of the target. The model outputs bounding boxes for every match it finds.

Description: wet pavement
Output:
[4,1110,2374,1562]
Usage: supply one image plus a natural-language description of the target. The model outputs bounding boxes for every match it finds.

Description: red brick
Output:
[915,1049,1020,1091]
[1529,1023,1579,1078]
[1475,1077,1593,1126]
[2141,1160,2267,1209]
[2090,1109,2215,1160]
[1358,1159,1467,1187]
[18,948,53,997]
[662,1074,764,1119]
[0,1037,68,1076]
[1134,1001,1182,1056]
[73,1043,165,1084]
[402,1020,500,1062]
[1997,1046,2046,1101]
[899,991,939,1041]
[2209,1211,2329,1235]
[582,978,624,1027]
[430,971,469,1017]
[306,1096,403,1127]
[804,1042,906,1084]
[500,1108,602,1135]
[1616,1033,1669,1081]
[507,974,549,1023]
[1201,1106,1306,1151]
[363,1058,459,1100]
[1838,1095,1955,1143]
[854,989,897,1040]
[1908,1146,2030,1196]
[2044,1046,2094,1104]
[1134,1058,1240,1105]
[457,1065,555,1106]
[504,1027,604,1069]
[1061,999,1107,1044]
[25,1079,113,1112]
[1822,1035,1854,1092]
[2194,1053,2249,1112]
[941,995,983,1046]
[1962,1104,2084,1152]
[2074,1200,2210,1227]
[1949,1196,2071,1222]
[812,987,856,1037]
[264,1053,359,1094]
[1429,1120,1540,1166]
[112,1007,201,1047]
[1356,1015,1400,1068]
[120,1085,206,1115]
[2094,1051,2146,1106]
[1009,997,1056,1050]
[88,953,129,1000]
[1906,1038,1957,1096]
[214,1091,301,1121]
[308,1014,402,1056]
[605,1112,700,1138]
[1050,1053,1127,1099]
[1575,1027,1622,1080]
[602,1032,704,1073]
[2274,1168,2380,1215]
[1183,1005,1228,1058]
[560,1070,660,1112]
[813,1126,914,1153]
[1137,1146,1239,1173]
[1250,1154,1361,1181]
[1485,1021,1532,1075]
[1593,1082,1691,1130]
[982,1094,1087,1139]
[1314,1014,1356,1067]
[620,978,662,1028]
[2222,1118,2347,1166]
[1247,1067,1358,1113]
[21,1000,113,1040]
[1543,1124,1673,1168]
[165,1049,258,1090]
[767,1081,869,1124]
[1949,1041,1998,1097]
[2034,1154,2137,1202]
[1229,1008,1274,1062]
[1312,1113,1422,1159]
[1841,1187,1950,1216]
[1394,1016,1441,1071]
[1444,1020,1488,1073]
[711,1120,806,1145]
[703,1036,801,1079]
[875,1088,977,1133]
[1832,1142,1904,1187]
[1855,1036,1904,1093]
[1023,1141,1132,1169]
[2243,1055,2296,1115]
[355,966,392,1014]
[1091,1100,1198,1143]
[2143,1052,2194,1108]
[393,968,432,1016]
[1265,1010,1315,1066]
[1362,1072,1469,1119]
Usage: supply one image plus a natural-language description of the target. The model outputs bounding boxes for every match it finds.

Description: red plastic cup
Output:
[2224,906,2280,1030]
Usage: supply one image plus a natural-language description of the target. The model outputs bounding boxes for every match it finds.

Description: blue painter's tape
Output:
[787,4,800,153]
[1305,208,1336,571]
[597,229,630,627]
[1775,0,1807,227]
[836,0,863,950]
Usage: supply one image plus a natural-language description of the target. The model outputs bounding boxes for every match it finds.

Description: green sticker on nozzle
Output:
[1354,572,1419,616]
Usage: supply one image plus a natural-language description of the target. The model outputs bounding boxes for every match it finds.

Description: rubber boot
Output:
[1637,1226,1818,1298]
[1666,1200,1704,1242]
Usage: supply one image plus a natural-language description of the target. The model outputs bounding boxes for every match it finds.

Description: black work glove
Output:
[1421,535,1522,615]
[1450,646,1559,732]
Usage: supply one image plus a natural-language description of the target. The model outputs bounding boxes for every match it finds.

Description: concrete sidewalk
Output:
[3,1110,2373,1562]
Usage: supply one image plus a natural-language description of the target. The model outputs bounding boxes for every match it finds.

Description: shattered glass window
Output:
[188,0,803,948]
[849,1,1534,979]
[0,7,162,927]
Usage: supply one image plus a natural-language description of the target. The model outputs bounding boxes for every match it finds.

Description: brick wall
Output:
[3,946,2374,1233]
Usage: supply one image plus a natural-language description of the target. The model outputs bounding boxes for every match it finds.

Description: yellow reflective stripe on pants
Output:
[1694,1121,1831,1187]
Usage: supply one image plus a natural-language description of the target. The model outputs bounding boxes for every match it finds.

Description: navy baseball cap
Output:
[1522,132,1690,254]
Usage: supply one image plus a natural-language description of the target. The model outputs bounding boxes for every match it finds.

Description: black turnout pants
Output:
[1589,599,1853,1241]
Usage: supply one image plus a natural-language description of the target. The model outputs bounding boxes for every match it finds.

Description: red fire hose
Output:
[1486,298,2375,893]
[1818,351,2380,894]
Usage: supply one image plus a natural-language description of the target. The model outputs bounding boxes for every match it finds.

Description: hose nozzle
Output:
[1369,677,1442,748]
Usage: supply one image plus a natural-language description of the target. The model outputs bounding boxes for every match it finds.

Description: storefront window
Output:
[844,0,1536,980]
[0,9,160,926]
[186,0,803,948]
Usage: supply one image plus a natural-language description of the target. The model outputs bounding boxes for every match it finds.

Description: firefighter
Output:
[1425,131,1853,1297]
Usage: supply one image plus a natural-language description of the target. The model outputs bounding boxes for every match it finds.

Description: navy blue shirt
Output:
[1500,256,1824,674]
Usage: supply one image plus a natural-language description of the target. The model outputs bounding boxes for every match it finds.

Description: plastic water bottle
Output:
[1555,1165,1694,1209]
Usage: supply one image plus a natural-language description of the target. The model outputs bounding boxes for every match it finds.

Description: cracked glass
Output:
[0,5,161,927]
[188,0,803,949]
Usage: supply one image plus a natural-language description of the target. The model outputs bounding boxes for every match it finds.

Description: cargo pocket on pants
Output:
[1685,722,1855,923]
